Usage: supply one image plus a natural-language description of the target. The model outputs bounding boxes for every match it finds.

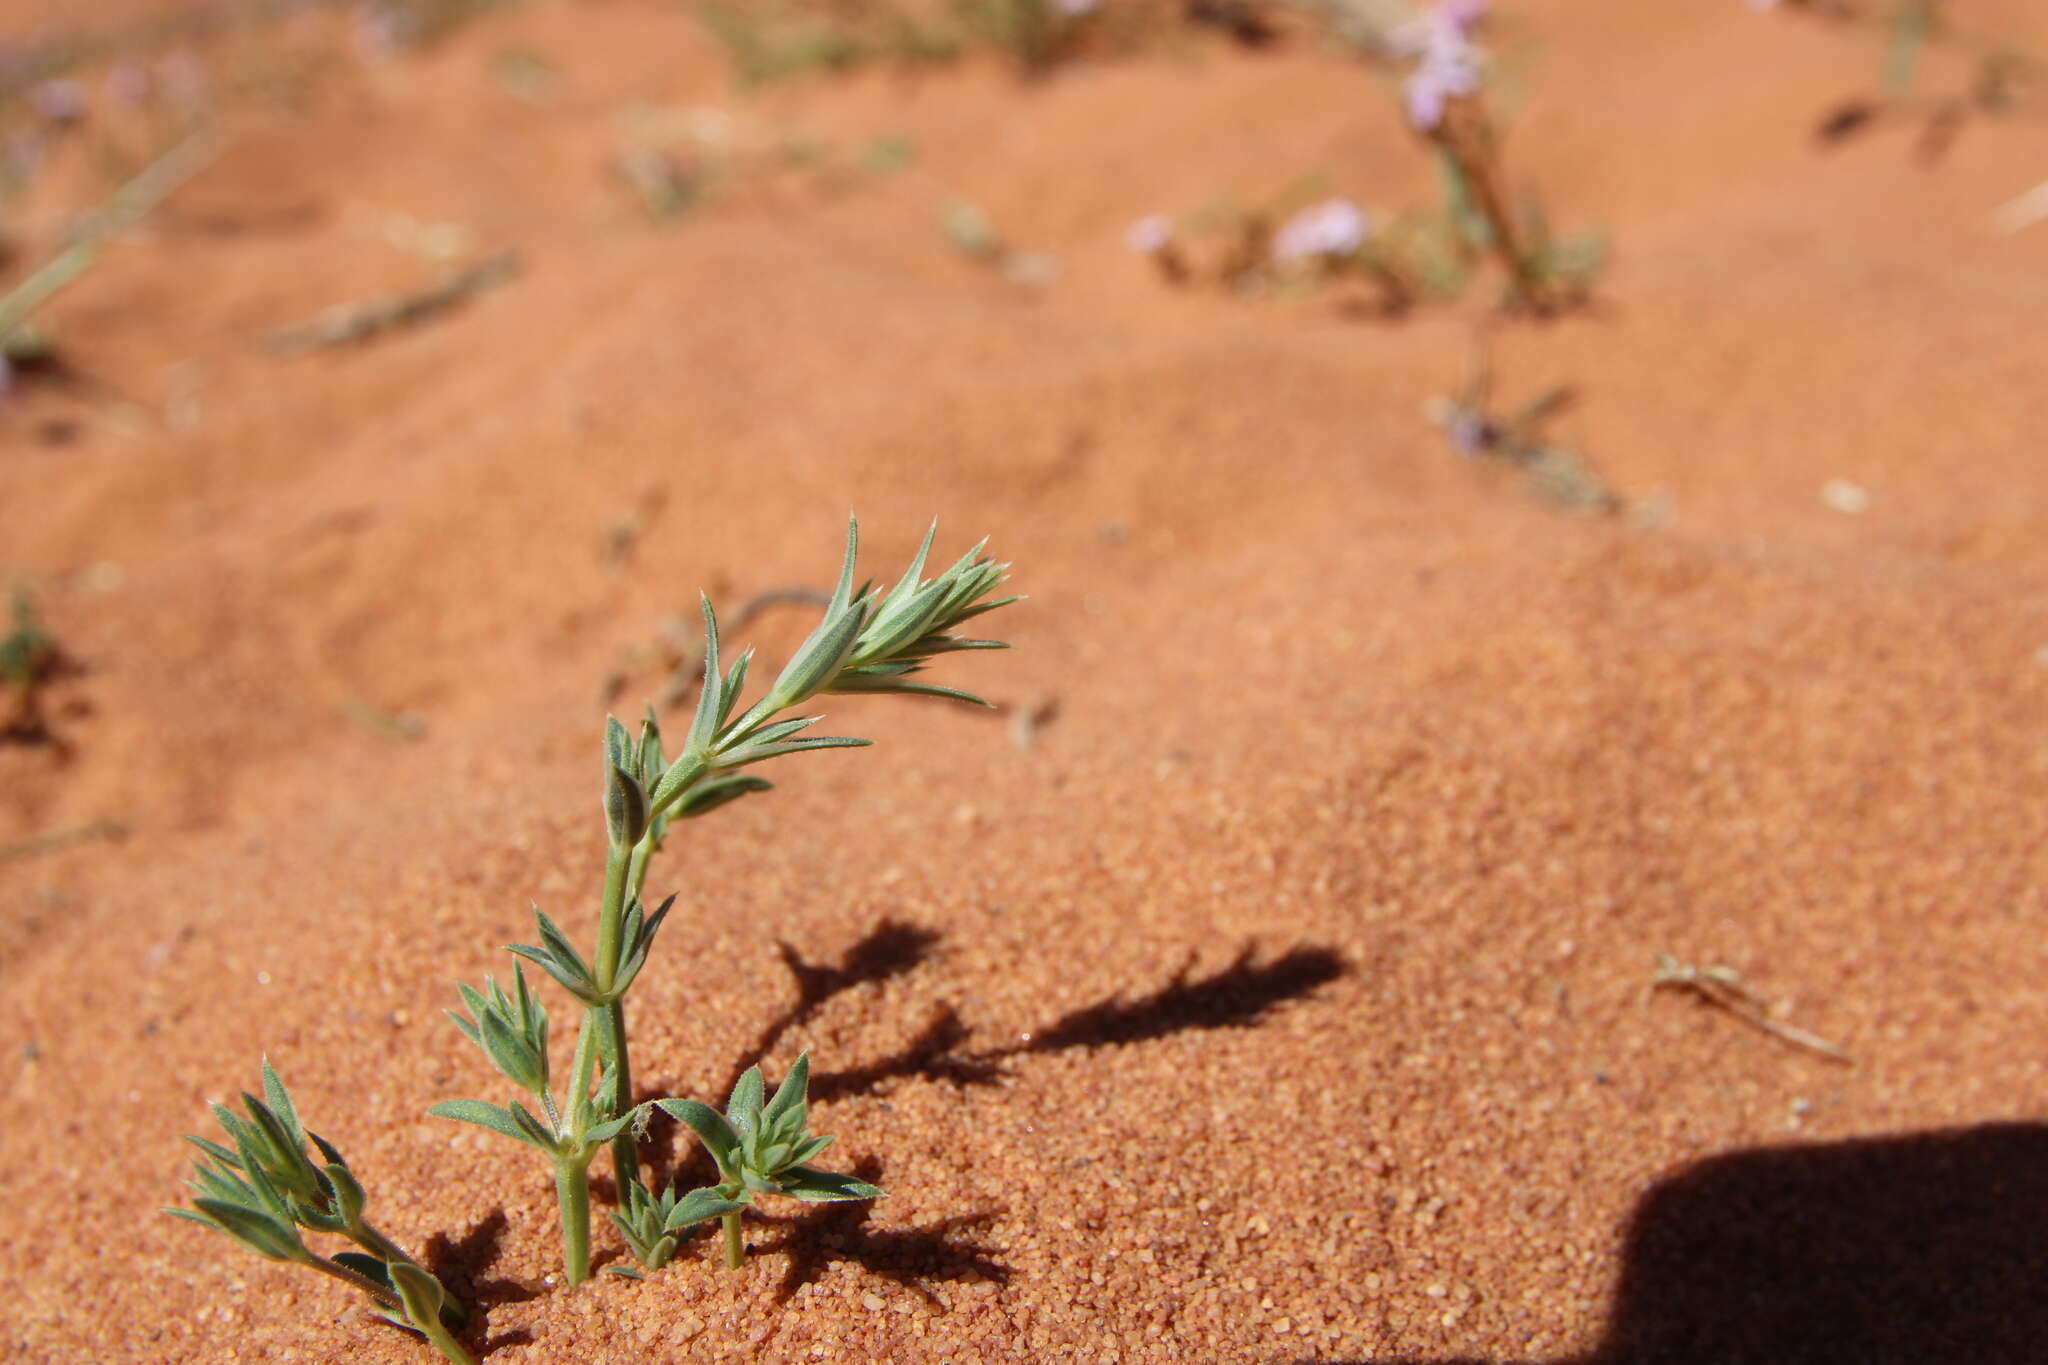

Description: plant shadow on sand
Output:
[757,1156,1011,1305]
[1305,1121,2048,1365]
[643,920,1347,1289]
[419,1209,537,1355]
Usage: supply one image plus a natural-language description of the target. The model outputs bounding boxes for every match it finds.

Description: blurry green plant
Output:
[698,0,1197,84]
[1754,0,2044,161]
[1393,1,1602,315]
[1,591,59,740]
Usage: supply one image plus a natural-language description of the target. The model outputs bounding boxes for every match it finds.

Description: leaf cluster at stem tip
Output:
[633,516,1019,833]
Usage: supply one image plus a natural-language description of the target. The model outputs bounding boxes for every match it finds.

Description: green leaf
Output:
[231,1127,308,1213]
[191,1197,306,1260]
[655,1098,740,1174]
[789,1132,835,1165]
[165,1205,225,1231]
[332,1251,396,1294]
[717,734,872,769]
[671,774,772,820]
[765,599,870,712]
[605,1264,649,1280]
[605,762,650,847]
[716,649,754,732]
[688,594,724,753]
[508,1100,559,1150]
[879,520,937,616]
[260,1059,300,1143]
[210,1102,257,1152]
[184,1134,243,1170]
[825,675,992,706]
[583,1107,642,1146]
[428,1099,546,1149]
[189,1160,256,1207]
[306,1130,347,1168]
[240,1092,301,1168]
[762,1052,810,1134]
[611,894,676,996]
[951,592,1022,624]
[827,515,860,616]
[634,895,675,955]
[505,944,600,1004]
[727,1066,766,1136]
[447,1008,482,1047]
[389,1259,447,1327]
[605,714,632,773]
[779,1166,885,1202]
[322,1162,367,1228]
[533,907,586,972]
[662,1186,749,1231]
[637,705,667,787]
[648,750,710,816]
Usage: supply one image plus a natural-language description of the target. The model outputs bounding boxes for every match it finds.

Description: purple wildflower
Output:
[1125,214,1174,255]
[1445,409,1493,455]
[31,79,88,124]
[355,2,408,56]
[1272,197,1370,263]
[1392,1,1486,132]
[1437,0,1488,29]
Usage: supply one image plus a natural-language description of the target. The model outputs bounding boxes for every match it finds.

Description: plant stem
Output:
[593,844,632,990]
[350,1220,470,1328]
[555,1160,592,1286]
[1432,109,1550,314]
[721,1211,745,1270]
[568,998,600,1104]
[599,998,636,1187]
[417,1314,480,1365]
[587,836,653,1193]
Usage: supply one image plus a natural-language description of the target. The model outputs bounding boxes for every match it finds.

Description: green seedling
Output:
[177,520,1016,1355]
[658,1054,884,1270]
[1427,341,1618,512]
[2,591,61,741]
[168,1064,475,1365]
[433,518,1014,1285]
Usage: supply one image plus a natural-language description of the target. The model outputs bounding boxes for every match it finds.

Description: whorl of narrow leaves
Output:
[643,517,1017,823]
[166,1065,475,1361]
[448,966,550,1095]
[654,1052,882,1258]
[172,1060,365,1243]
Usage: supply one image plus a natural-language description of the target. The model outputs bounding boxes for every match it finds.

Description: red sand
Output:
[4,2,2048,1361]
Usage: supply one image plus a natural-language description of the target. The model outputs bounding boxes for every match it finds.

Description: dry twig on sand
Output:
[1650,952,1853,1064]
[263,250,519,355]
[0,133,215,373]
[0,816,129,863]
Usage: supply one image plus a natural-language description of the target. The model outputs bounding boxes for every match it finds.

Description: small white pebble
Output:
[1821,478,1870,514]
